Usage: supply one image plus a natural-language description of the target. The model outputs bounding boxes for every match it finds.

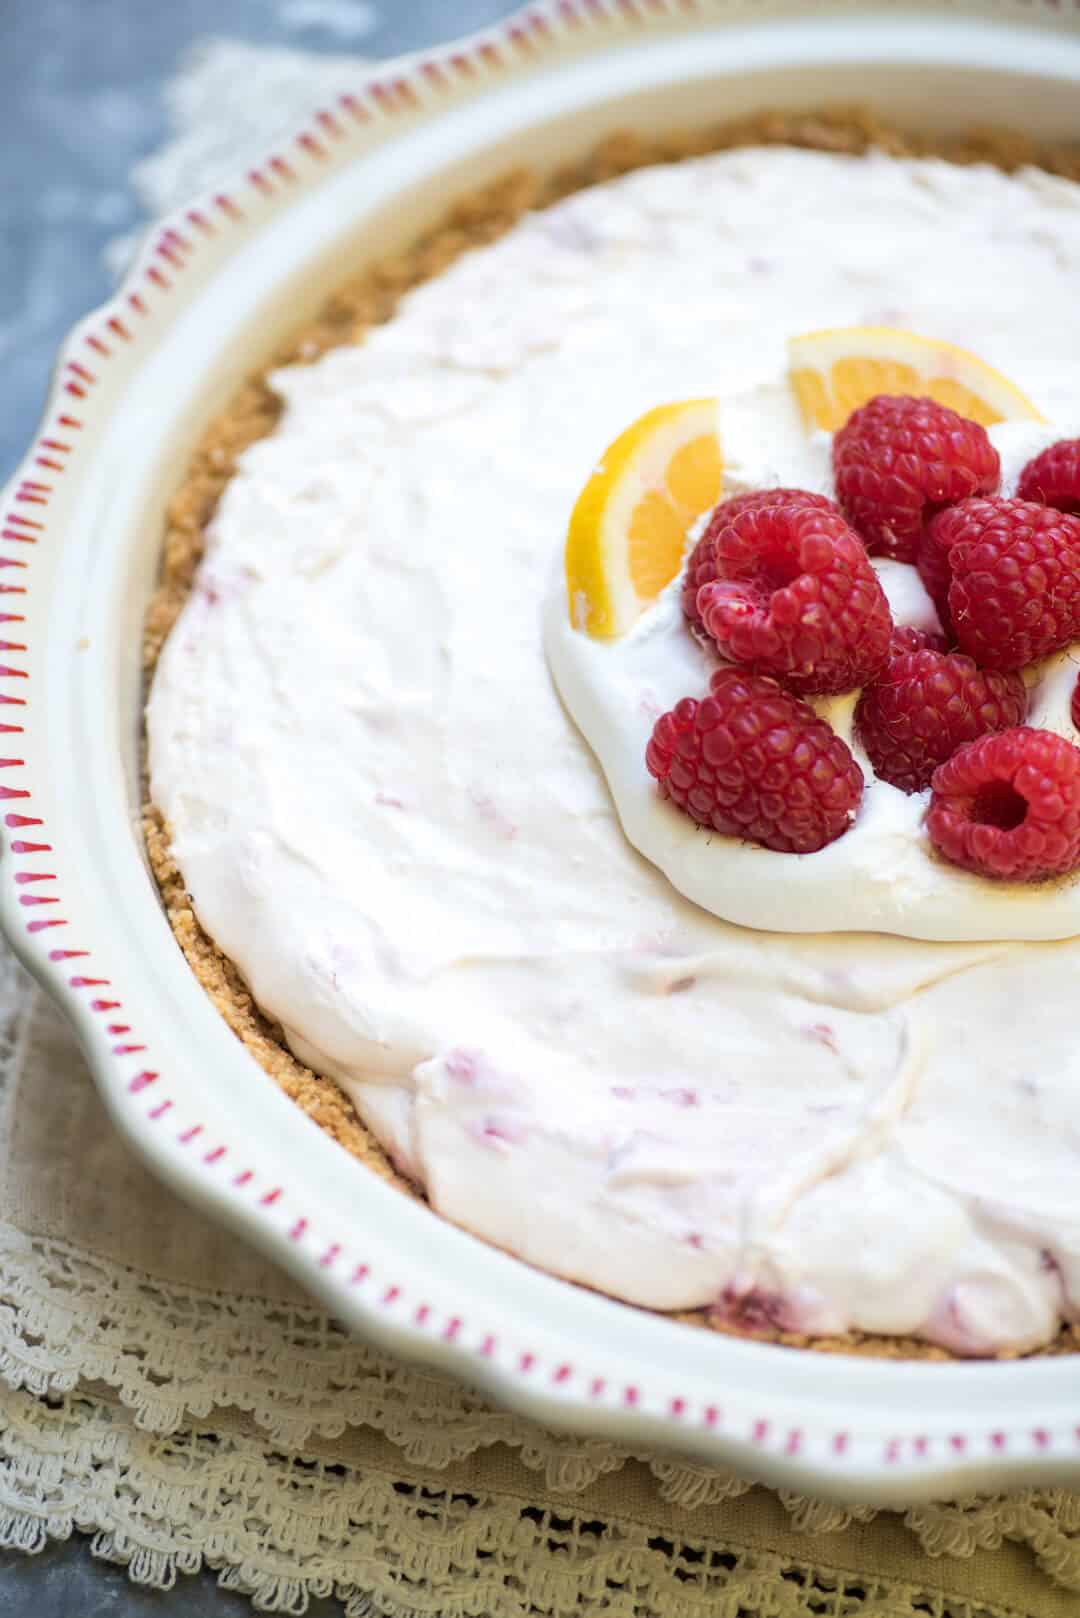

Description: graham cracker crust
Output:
[142,106,1080,1359]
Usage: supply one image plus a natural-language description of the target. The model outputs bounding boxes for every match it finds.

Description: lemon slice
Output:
[565,399,722,639]
[787,325,1043,433]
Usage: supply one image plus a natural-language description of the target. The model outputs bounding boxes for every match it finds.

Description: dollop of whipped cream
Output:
[148,148,1080,1353]
[546,402,1080,940]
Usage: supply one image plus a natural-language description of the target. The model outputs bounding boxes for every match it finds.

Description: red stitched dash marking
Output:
[232,1169,253,1187]
[589,1376,605,1398]
[112,1043,146,1056]
[297,132,327,159]
[449,54,476,77]
[148,1098,173,1120]
[107,316,132,340]
[703,1405,719,1428]
[785,1429,802,1456]
[128,291,148,314]
[19,894,59,907]
[85,334,110,356]
[381,1285,400,1305]
[146,266,171,290]
[35,458,64,474]
[315,109,343,137]
[319,1243,340,1268]
[10,841,49,853]
[884,1438,901,1463]
[15,871,55,885]
[39,441,70,454]
[259,1187,282,1206]
[552,1363,572,1384]
[339,92,370,121]
[442,1316,461,1342]
[914,1436,929,1456]
[249,169,273,193]
[479,1334,495,1357]
[269,155,296,179]
[0,641,27,653]
[178,1125,203,1144]
[1033,1429,1051,1449]
[288,1217,308,1240]
[948,1434,967,1453]
[203,1145,226,1163]
[49,949,87,962]
[69,976,109,988]
[478,41,502,66]
[15,490,50,502]
[751,1419,769,1443]
[128,1071,158,1094]
[2,531,37,544]
[67,362,95,384]
[518,1352,535,1373]
[63,384,86,401]
[186,209,214,235]
[0,667,28,680]
[214,193,243,219]
[624,1385,640,1407]
[414,1303,430,1325]
[89,998,120,1011]
[27,919,65,933]
[350,1263,370,1284]
[990,1431,1007,1450]
[106,1025,130,1036]
[0,789,31,802]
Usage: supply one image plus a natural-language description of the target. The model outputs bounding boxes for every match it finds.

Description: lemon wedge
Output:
[565,399,722,639]
[787,325,1043,433]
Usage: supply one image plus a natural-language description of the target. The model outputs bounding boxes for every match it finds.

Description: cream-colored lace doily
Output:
[4,34,1080,1617]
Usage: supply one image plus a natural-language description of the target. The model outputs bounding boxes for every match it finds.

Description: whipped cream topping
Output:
[547,407,1080,940]
[148,149,1080,1352]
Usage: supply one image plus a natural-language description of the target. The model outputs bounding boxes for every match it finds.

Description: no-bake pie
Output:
[145,113,1080,1359]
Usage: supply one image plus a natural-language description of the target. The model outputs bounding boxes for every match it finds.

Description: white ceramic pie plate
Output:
[6,0,1080,1504]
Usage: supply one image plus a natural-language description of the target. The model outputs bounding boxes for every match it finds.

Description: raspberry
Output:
[917,507,960,637]
[833,394,1000,562]
[645,667,863,853]
[855,644,1027,794]
[682,488,837,627]
[694,501,893,695]
[927,727,1080,880]
[943,496,1080,670]
[1017,438,1080,515]
[889,624,949,656]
